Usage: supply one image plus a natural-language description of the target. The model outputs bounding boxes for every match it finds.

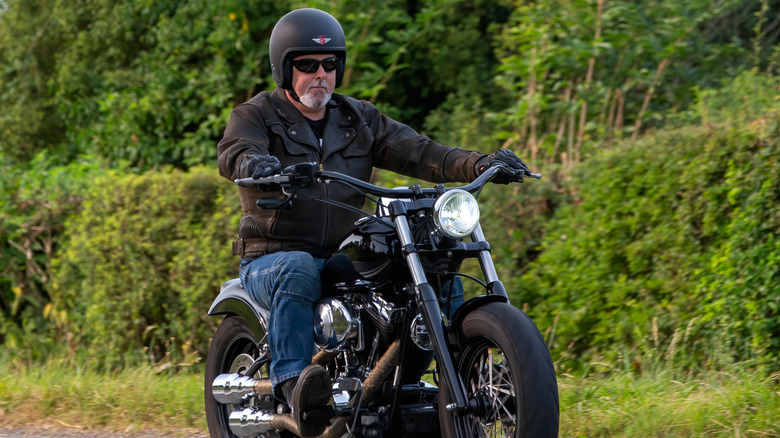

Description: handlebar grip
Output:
[234,175,291,189]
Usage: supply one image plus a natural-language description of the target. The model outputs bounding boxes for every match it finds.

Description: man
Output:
[217,8,529,437]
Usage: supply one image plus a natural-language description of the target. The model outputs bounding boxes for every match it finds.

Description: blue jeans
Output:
[240,251,326,386]
[240,251,465,388]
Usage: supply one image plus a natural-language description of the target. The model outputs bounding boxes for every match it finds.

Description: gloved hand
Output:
[476,149,530,184]
[247,155,282,179]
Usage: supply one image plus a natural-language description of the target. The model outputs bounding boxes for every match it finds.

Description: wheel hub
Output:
[467,390,494,419]
[229,353,255,375]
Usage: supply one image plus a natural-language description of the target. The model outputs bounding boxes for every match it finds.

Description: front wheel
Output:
[439,302,559,438]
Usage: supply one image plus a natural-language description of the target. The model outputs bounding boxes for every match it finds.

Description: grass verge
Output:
[559,367,780,437]
[0,361,206,435]
[1,361,778,436]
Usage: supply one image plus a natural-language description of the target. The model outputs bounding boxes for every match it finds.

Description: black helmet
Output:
[269,8,347,90]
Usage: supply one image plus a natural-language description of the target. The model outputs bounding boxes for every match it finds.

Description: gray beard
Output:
[299,81,332,109]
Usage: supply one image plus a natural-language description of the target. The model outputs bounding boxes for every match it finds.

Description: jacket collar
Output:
[269,88,358,155]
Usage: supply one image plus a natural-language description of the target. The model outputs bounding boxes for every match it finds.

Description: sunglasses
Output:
[290,57,340,73]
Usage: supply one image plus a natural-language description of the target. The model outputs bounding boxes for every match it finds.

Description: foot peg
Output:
[302,405,336,422]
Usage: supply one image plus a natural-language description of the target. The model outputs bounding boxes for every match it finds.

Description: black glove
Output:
[247,155,282,179]
[476,149,530,184]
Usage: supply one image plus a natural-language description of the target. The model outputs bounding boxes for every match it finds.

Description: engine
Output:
[313,291,405,353]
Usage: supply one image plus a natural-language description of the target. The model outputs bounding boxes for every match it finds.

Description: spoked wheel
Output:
[439,302,559,438]
[205,315,266,438]
[454,340,518,436]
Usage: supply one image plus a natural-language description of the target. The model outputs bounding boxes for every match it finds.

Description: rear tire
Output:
[205,315,264,438]
[439,302,559,437]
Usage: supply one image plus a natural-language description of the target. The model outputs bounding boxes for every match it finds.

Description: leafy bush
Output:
[516,109,780,373]
[49,167,240,368]
[0,154,105,361]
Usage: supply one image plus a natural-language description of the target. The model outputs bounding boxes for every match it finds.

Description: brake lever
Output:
[526,171,542,179]
[501,165,542,182]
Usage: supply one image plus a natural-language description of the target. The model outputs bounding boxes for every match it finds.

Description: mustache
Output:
[306,80,329,93]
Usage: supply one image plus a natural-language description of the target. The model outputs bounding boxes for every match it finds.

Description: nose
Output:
[314,64,327,78]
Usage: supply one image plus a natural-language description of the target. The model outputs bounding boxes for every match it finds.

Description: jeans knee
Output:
[275,252,322,302]
[276,251,318,275]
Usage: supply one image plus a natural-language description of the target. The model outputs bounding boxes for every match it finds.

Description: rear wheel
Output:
[205,315,265,438]
[439,302,559,437]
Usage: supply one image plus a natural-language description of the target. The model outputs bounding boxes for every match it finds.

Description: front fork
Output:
[390,201,506,415]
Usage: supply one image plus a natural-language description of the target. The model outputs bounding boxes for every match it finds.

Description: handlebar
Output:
[234,162,541,199]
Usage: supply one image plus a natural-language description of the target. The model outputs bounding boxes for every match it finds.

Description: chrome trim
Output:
[229,408,276,435]
[473,224,499,284]
[314,298,363,352]
[394,215,427,286]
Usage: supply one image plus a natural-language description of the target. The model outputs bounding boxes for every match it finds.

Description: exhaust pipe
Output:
[212,373,273,404]
[217,343,397,438]
[214,375,299,436]
[214,350,337,405]
[319,340,401,438]
[229,408,298,437]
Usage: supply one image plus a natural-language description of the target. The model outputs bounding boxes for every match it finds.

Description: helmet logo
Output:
[313,35,332,45]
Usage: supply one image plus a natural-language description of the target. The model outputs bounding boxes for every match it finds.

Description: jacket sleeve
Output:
[217,103,271,181]
[360,100,487,183]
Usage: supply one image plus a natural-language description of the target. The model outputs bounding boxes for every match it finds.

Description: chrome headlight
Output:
[433,189,480,239]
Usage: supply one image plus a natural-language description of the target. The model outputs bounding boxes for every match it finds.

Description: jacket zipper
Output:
[317,143,329,251]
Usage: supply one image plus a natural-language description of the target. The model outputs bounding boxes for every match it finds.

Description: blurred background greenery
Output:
[1,0,778,383]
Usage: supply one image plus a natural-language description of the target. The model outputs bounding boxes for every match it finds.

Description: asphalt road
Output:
[0,425,209,438]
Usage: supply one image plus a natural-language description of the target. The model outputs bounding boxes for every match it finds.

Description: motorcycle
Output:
[204,162,559,437]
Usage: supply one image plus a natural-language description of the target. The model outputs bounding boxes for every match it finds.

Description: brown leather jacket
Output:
[218,88,486,259]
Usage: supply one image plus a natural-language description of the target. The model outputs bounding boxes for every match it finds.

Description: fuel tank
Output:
[334,218,405,283]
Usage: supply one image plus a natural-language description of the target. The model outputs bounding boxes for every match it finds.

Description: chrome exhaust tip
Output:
[229,407,275,436]
[212,373,272,404]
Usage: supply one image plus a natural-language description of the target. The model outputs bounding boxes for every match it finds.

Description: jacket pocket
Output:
[341,127,373,158]
[268,123,310,157]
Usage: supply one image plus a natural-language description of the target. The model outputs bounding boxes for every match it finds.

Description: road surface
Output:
[0,425,208,438]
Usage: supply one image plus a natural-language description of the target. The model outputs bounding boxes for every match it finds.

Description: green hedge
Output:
[48,166,239,368]
[516,117,780,373]
[0,154,106,361]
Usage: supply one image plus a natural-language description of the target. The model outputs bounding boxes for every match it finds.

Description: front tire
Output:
[205,315,264,438]
[439,302,559,437]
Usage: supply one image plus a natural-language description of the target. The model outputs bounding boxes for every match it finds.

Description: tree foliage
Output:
[0,0,510,167]
[492,0,779,167]
[0,0,290,168]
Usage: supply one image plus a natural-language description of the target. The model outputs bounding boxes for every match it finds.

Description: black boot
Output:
[290,364,332,437]
[279,376,298,406]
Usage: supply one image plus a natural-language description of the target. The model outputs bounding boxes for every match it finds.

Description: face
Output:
[290,53,337,110]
